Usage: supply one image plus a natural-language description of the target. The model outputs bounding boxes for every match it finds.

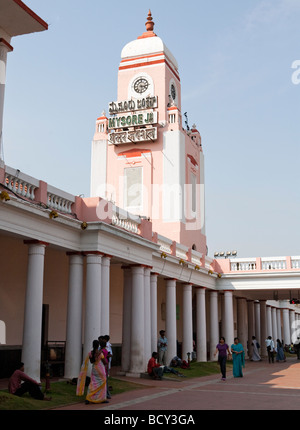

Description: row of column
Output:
[21,242,111,381]
[21,241,300,381]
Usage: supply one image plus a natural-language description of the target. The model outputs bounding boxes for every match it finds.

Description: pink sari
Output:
[76,351,107,403]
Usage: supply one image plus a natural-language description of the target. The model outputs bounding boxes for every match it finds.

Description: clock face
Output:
[170,83,176,100]
[134,78,149,94]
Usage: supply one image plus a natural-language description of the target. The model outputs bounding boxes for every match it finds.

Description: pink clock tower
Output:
[90,11,206,255]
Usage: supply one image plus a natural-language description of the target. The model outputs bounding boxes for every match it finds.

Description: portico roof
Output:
[0,0,48,37]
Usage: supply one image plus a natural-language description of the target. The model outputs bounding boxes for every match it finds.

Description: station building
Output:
[0,4,299,382]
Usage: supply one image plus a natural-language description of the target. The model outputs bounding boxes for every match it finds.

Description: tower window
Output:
[124,166,143,211]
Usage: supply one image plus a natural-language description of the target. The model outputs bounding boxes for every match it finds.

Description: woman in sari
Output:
[231,337,245,378]
[76,339,108,404]
[276,339,286,363]
[251,336,261,361]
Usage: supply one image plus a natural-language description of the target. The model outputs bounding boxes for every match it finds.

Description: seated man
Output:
[8,362,51,401]
[147,352,163,380]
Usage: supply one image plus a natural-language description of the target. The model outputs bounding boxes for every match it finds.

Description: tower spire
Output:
[138,10,157,39]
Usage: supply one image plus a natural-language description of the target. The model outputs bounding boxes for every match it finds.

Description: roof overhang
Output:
[0,0,48,37]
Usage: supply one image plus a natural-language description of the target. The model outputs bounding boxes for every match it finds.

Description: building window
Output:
[124,166,143,212]
[190,172,196,214]
[169,113,176,124]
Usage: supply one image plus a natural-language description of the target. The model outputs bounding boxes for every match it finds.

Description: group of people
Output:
[215,337,245,381]
[76,334,112,405]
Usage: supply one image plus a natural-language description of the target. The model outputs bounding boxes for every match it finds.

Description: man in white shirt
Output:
[265,336,275,363]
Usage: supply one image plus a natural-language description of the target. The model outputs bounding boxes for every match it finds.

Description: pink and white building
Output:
[0,5,300,382]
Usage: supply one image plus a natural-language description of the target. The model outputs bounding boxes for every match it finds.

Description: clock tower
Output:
[91,11,206,255]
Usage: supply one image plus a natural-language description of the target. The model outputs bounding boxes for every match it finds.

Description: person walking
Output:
[231,337,245,377]
[276,339,286,362]
[251,336,261,361]
[265,336,275,363]
[214,336,231,381]
[157,330,168,365]
[76,339,108,404]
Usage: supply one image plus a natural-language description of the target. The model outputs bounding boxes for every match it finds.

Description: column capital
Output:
[0,38,13,53]
[195,286,207,290]
[66,251,82,256]
[164,277,177,281]
[81,250,104,256]
[24,239,49,247]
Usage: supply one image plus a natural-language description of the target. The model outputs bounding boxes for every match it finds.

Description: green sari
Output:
[231,343,245,377]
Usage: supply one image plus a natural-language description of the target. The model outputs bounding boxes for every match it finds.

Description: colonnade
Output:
[20,241,300,382]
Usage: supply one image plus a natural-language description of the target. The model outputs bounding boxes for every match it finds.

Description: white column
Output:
[144,267,152,366]
[254,301,261,345]
[210,291,219,361]
[22,241,47,382]
[237,298,248,357]
[165,278,177,365]
[101,255,111,336]
[282,308,291,345]
[0,40,12,164]
[121,267,132,373]
[272,307,278,342]
[260,301,267,357]
[276,308,282,342]
[150,273,158,353]
[266,305,272,338]
[182,284,193,362]
[83,253,102,360]
[196,287,207,362]
[64,253,84,379]
[129,265,145,374]
[247,300,255,358]
[290,310,296,343]
[224,291,234,347]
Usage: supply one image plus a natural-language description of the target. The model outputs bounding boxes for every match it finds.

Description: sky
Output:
[2,0,300,258]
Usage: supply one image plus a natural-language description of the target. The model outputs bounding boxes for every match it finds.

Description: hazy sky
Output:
[2,0,300,258]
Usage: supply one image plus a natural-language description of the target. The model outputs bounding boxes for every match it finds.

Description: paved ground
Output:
[52,356,300,411]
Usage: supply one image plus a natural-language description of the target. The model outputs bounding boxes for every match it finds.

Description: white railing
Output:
[176,243,188,260]
[47,185,75,214]
[111,207,140,234]
[4,166,39,200]
[291,257,300,269]
[191,249,202,266]
[157,234,172,254]
[261,257,287,270]
[231,258,257,271]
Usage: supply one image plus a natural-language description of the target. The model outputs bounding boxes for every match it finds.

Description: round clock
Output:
[134,78,149,94]
[170,83,176,100]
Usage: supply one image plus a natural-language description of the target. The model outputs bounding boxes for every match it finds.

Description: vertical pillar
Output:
[247,300,254,358]
[196,287,207,362]
[254,301,261,345]
[121,267,132,373]
[144,267,152,366]
[224,291,234,348]
[83,252,102,360]
[276,308,282,342]
[237,298,248,357]
[129,265,145,374]
[165,278,177,365]
[290,310,296,343]
[182,283,193,362]
[0,39,13,164]
[266,305,272,338]
[22,241,47,381]
[101,255,111,336]
[150,273,158,353]
[272,307,278,342]
[282,308,291,346]
[210,291,219,361]
[260,301,267,357]
[64,253,84,379]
